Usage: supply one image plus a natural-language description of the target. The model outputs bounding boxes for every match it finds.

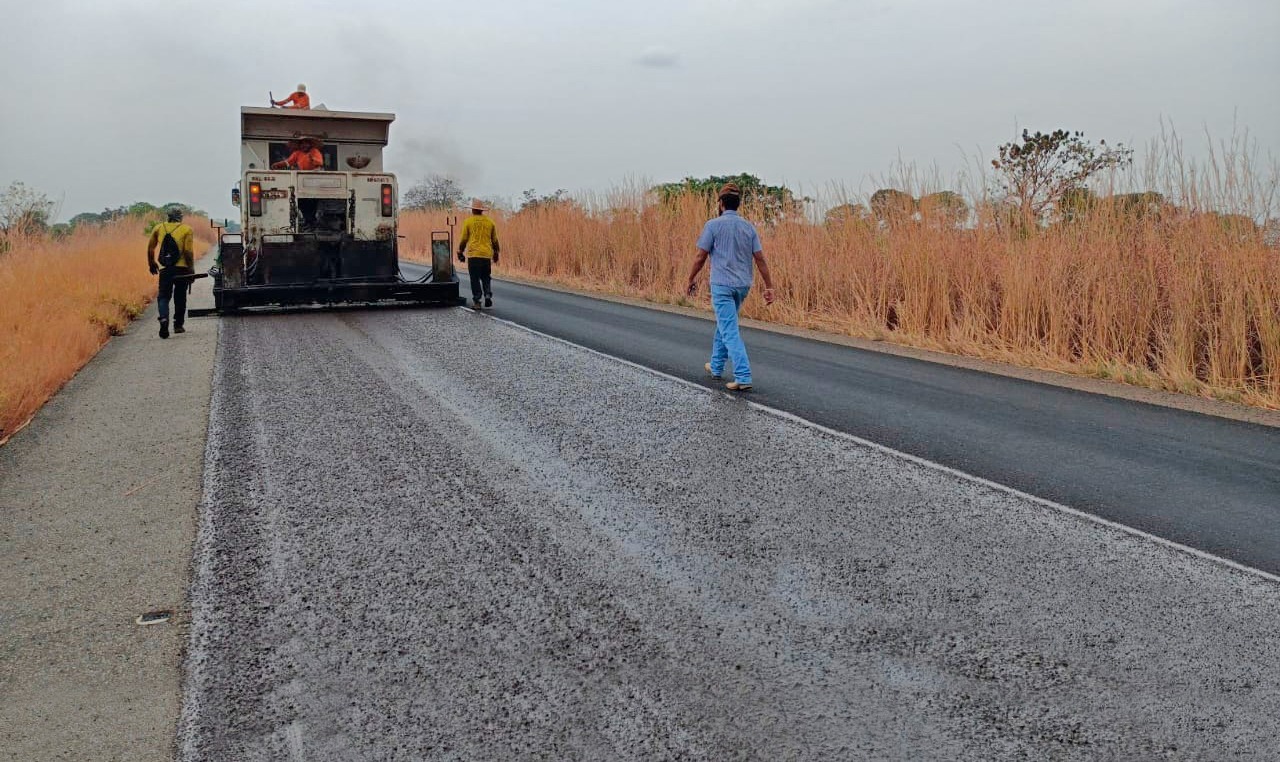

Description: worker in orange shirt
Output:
[272,83,310,109]
[271,138,324,171]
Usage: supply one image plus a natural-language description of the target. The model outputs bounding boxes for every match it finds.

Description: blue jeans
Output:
[709,284,751,384]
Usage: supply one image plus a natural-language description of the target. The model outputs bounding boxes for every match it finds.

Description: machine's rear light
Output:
[381,184,393,217]
[248,182,262,216]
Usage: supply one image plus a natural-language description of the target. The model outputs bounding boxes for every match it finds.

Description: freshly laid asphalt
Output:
[404,264,1280,577]
[180,305,1280,759]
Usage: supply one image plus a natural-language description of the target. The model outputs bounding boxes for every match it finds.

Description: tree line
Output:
[0,181,205,245]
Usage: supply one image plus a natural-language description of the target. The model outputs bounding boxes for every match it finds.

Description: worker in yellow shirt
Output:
[457,199,500,309]
[146,207,196,338]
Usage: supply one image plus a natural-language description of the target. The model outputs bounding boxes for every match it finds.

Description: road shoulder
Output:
[0,268,216,760]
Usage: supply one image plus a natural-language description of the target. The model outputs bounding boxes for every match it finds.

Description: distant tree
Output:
[518,188,576,213]
[68,211,105,228]
[1108,191,1166,220]
[824,203,872,227]
[0,181,55,237]
[917,191,969,228]
[991,129,1132,226]
[869,188,916,224]
[128,201,160,216]
[472,196,510,214]
[403,174,465,210]
[1057,187,1098,223]
[653,173,805,224]
[1204,211,1261,242]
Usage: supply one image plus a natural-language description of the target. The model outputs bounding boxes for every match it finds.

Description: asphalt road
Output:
[179,306,1280,759]
[404,264,1280,577]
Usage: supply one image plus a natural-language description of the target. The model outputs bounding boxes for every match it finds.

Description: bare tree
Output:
[0,181,55,237]
[991,129,1132,226]
[403,174,466,210]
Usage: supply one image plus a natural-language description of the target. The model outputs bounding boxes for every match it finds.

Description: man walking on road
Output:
[457,199,500,310]
[146,207,196,339]
[685,183,776,391]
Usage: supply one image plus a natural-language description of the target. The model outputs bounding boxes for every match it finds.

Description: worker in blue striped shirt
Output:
[685,183,776,391]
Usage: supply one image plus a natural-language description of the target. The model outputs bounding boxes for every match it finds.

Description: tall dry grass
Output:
[400,139,1280,408]
[0,217,211,441]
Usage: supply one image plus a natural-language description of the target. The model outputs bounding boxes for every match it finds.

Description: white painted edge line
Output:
[470,307,1280,586]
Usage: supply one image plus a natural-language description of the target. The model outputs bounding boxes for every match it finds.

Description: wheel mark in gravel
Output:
[477,308,1280,587]
[350,312,839,753]
[333,311,805,754]
[230,313,733,755]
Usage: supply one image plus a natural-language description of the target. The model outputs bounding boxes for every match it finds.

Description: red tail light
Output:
[381,184,394,217]
[249,182,262,216]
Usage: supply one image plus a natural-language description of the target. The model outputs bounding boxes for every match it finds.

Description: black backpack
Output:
[158,223,183,268]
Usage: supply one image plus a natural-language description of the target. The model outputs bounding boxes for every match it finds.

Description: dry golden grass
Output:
[401,172,1279,409]
[0,217,211,440]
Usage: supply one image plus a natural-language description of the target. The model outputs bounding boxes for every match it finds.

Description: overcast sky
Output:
[1,0,1276,221]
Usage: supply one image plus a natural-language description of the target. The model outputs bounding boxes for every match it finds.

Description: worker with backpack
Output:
[146,207,196,339]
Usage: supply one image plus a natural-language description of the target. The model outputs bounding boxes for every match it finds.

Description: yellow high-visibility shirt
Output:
[459,214,498,259]
[148,222,196,269]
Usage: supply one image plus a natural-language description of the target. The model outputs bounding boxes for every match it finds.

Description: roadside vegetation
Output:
[0,184,210,442]
[401,129,1280,408]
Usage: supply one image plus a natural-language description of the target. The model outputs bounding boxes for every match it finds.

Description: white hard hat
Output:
[297,83,307,92]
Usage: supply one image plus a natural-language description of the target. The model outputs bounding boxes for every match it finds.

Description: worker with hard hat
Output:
[272,84,310,110]
[457,199,501,309]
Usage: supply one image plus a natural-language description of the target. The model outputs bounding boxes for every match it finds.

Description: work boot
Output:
[484,296,493,308]
[174,324,186,334]
[471,299,482,310]
[158,320,169,339]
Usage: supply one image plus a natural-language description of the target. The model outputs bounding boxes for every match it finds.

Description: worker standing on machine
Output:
[272,83,310,109]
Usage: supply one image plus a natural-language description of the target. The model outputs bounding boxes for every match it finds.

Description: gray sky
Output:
[1,0,1276,221]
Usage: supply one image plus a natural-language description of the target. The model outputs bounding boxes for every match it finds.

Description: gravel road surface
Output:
[399,266,1280,577]
[179,307,1280,760]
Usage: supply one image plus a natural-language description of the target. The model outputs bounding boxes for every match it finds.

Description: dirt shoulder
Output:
[493,272,1280,429]
[0,266,216,760]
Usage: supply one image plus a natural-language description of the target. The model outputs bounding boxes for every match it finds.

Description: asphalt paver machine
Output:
[212,106,460,311]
